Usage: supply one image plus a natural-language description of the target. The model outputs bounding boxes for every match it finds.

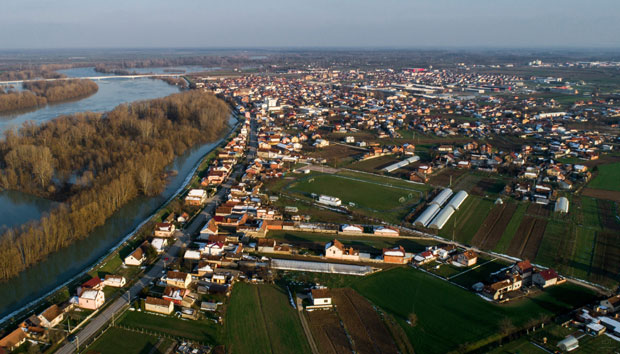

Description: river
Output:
[0,67,230,321]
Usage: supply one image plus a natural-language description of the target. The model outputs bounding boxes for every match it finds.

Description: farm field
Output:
[494,203,527,254]
[225,283,311,354]
[119,310,220,344]
[505,216,548,260]
[332,288,398,354]
[306,310,353,354]
[471,202,518,250]
[86,327,168,354]
[352,267,597,354]
[346,155,401,173]
[588,162,620,192]
[429,168,466,187]
[437,196,494,245]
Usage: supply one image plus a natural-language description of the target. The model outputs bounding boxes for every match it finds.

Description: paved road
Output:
[56,117,256,353]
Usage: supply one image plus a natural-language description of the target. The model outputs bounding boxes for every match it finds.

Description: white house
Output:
[533,269,559,288]
[151,238,167,253]
[307,288,332,310]
[325,240,360,261]
[103,275,126,288]
[78,290,105,310]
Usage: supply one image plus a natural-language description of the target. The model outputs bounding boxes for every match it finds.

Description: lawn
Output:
[119,310,220,344]
[449,259,511,289]
[589,162,620,192]
[87,327,165,354]
[494,203,527,254]
[351,267,597,354]
[290,173,422,212]
[225,283,311,354]
[580,197,603,230]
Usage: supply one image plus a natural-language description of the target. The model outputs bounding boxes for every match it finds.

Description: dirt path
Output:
[296,296,320,354]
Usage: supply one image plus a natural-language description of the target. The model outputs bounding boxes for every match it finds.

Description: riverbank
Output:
[0,113,240,327]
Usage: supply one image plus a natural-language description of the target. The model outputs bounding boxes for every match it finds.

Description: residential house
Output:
[483,275,523,301]
[151,238,167,253]
[154,223,175,238]
[145,297,174,315]
[456,250,478,267]
[512,260,533,284]
[37,305,64,328]
[600,295,620,314]
[124,241,149,266]
[103,275,126,288]
[533,269,559,288]
[308,288,333,310]
[78,277,103,296]
[0,328,26,352]
[166,271,192,289]
[325,240,360,261]
[78,290,105,310]
[185,189,207,206]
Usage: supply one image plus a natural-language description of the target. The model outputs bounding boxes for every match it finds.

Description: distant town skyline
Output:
[1,0,619,49]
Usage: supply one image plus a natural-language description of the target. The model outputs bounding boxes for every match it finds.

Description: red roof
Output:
[82,277,102,288]
[538,268,558,281]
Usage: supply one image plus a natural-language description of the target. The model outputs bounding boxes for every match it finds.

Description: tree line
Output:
[0,79,98,112]
[0,69,66,81]
[0,90,230,280]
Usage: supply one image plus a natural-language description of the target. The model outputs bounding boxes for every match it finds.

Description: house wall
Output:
[145,303,174,315]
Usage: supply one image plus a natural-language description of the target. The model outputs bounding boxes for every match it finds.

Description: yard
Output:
[119,310,220,344]
[86,327,172,354]
[225,283,311,354]
[351,267,597,354]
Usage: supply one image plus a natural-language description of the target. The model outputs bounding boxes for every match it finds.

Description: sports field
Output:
[352,267,597,354]
[290,173,423,211]
[589,162,620,192]
[225,283,311,354]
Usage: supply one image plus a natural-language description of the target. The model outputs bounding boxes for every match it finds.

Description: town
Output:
[1,52,620,354]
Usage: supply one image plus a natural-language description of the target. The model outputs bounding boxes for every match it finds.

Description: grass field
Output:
[290,173,422,211]
[119,310,220,343]
[225,283,311,354]
[589,162,620,192]
[87,327,168,354]
[352,267,597,354]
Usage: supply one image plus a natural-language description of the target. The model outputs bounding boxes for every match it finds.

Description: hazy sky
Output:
[1,0,619,49]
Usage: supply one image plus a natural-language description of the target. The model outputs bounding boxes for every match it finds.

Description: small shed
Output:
[557,335,579,352]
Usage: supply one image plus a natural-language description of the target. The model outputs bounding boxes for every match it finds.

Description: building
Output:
[456,250,478,267]
[145,297,174,315]
[373,226,399,236]
[307,288,332,310]
[0,328,26,352]
[383,246,408,264]
[185,189,207,206]
[166,271,192,289]
[78,290,105,310]
[533,269,559,288]
[78,277,104,296]
[154,223,176,237]
[483,275,522,301]
[557,336,579,352]
[125,241,149,266]
[340,224,364,234]
[37,304,64,328]
[103,275,126,288]
[600,295,620,313]
[151,238,167,253]
[555,197,569,213]
[325,240,360,261]
[318,195,342,207]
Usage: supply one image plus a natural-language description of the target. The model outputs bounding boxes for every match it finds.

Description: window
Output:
[324,299,329,303]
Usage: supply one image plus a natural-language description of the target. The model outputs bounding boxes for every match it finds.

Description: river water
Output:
[0,67,229,321]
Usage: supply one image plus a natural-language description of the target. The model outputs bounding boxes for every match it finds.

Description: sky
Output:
[1,0,619,49]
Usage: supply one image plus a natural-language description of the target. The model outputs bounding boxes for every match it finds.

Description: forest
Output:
[0,79,98,112]
[0,90,230,280]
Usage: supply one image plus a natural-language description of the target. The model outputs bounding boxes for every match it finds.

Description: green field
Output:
[119,310,220,343]
[351,267,597,354]
[87,327,169,354]
[225,283,311,354]
[589,162,620,192]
